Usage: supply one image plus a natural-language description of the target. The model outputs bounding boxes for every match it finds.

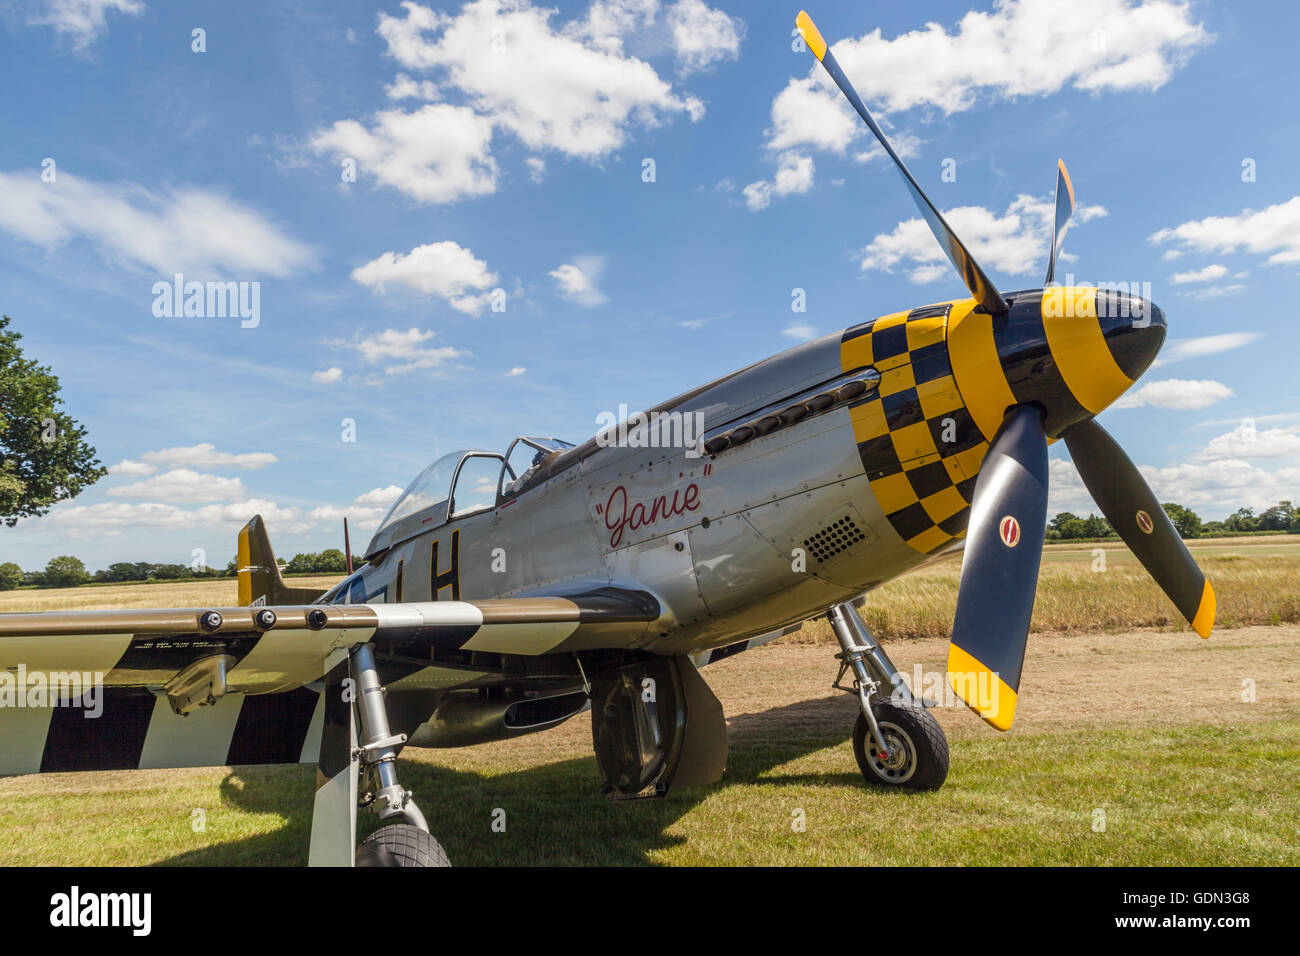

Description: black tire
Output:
[355,823,451,867]
[852,700,949,791]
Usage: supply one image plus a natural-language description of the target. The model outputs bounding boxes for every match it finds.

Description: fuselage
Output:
[332,286,1165,659]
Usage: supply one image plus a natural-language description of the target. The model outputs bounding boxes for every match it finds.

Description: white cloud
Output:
[107,458,155,477]
[799,0,1208,118]
[507,365,527,376]
[666,0,743,74]
[1113,378,1234,410]
[567,0,658,53]
[524,156,546,182]
[1049,455,1300,519]
[1196,412,1300,430]
[354,485,405,507]
[762,75,925,162]
[782,324,817,341]
[1169,263,1228,284]
[384,73,441,100]
[1177,284,1245,301]
[45,499,312,534]
[374,0,705,161]
[108,468,248,503]
[1138,460,1300,514]
[1196,423,1300,462]
[858,193,1107,281]
[743,152,815,211]
[1150,196,1300,267]
[29,0,144,50]
[312,366,343,384]
[549,255,608,306]
[0,170,315,277]
[327,327,466,376]
[310,103,497,205]
[750,0,1204,209]
[1153,332,1262,366]
[139,443,277,470]
[350,241,499,316]
[309,485,406,531]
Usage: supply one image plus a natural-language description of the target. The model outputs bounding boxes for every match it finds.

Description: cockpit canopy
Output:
[365,436,574,556]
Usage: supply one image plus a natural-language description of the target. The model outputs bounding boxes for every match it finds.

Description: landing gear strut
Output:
[827,602,949,791]
[308,645,449,867]
[349,643,449,867]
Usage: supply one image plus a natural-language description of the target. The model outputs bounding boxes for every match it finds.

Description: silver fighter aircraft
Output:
[0,11,1215,867]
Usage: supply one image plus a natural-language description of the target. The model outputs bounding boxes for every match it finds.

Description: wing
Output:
[0,588,658,775]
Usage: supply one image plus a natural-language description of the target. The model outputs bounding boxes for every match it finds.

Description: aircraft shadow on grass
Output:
[159,693,933,866]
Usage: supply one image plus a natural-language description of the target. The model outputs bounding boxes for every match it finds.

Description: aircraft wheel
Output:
[355,823,451,867]
[852,701,949,791]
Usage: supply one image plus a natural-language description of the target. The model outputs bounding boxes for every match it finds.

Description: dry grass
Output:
[786,540,1300,645]
[0,575,342,613]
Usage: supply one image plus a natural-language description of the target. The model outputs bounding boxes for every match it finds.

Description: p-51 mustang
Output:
[0,11,1214,867]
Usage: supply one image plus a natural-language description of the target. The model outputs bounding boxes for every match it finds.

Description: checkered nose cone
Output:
[840,302,989,555]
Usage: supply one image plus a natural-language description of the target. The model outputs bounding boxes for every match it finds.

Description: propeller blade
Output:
[1044,158,1075,285]
[1063,418,1215,638]
[949,405,1049,731]
[795,10,1009,316]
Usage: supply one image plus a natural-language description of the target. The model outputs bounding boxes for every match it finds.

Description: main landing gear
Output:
[309,644,450,867]
[826,602,949,791]
[350,643,450,867]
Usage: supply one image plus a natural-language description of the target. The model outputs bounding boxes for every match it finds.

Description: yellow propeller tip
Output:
[795,10,827,60]
[1192,579,1215,639]
[947,644,1018,731]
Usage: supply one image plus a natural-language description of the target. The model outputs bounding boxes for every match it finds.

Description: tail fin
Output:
[237,515,329,606]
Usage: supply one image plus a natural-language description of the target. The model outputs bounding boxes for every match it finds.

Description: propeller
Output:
[1045,159,1075,285]
[949,405,1049,730]
[1063,419,1215,637]
[795,11,1008,317]
[795,10,1216,731]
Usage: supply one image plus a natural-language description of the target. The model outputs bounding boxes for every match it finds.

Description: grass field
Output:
[0,537,1295,866]
[0,628,1295,866]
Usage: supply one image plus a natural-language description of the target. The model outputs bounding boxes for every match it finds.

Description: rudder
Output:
[237,514,329,606]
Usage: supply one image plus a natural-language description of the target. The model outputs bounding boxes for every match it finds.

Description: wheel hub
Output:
[868,721,917,783]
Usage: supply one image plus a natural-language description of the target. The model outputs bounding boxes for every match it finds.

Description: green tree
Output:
[316,548,348,573]
[1224,507,1258,533]
[1049,512,1081,537]
[1058,517,1087,539]
[0,562,22,590]
[43,555,88,588]
[1258,500,1296,532]
[1161,502,1202,539]
[0,316,107,525]
[286,552,319,575]
[1081,513,1114,538]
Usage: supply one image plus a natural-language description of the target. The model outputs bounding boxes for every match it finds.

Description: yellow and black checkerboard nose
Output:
[840,302,989,555]
[842,288,1166,555]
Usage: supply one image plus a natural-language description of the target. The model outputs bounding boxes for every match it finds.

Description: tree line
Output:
[1047,501,1299,540]
[0,549,366,590]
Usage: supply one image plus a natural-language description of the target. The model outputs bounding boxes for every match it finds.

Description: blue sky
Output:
[1,0,1297,571]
